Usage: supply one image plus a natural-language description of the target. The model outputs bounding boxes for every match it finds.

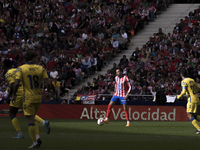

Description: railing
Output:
[64,93,187,105]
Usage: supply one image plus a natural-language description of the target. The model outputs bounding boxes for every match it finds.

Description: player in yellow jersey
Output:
[177,69,200,134]
[11,51,51,148]
[4,59,24,139]
[3,59,51,140]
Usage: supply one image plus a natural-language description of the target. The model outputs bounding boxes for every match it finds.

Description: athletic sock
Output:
[33,141,37,146]
[36,134,40,140]
[194,115,200,121]
[42,121,45,125]
[124,110,129,122]
[35,115,44,124]
[11,116,22,134]
[190,117,200,130]
[106,104,112,119]
[17,130,23,136]
[34,121,40,139]
[28,123,37,142]
[127,121,130,124]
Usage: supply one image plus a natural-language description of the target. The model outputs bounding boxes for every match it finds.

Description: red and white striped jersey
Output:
[114,75,131,97]
[172,33,180,39]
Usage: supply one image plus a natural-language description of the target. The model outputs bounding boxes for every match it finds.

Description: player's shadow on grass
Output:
[1,118,200,150]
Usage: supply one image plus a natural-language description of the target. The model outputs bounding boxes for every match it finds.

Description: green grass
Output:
[0,117,200,150]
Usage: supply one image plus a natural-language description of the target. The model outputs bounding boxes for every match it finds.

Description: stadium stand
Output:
[72,4,200,102]
[0,1,199,104]
[0,0,171,103]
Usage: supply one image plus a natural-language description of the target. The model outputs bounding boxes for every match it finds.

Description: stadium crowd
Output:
[0,0,170,103]
[74,6,200,101]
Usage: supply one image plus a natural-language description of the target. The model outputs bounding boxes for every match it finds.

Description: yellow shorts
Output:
[9,96,23,108]
[23,102,41,116]
[187,101,198,113]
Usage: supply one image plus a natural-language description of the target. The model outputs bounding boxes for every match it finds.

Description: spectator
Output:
[0,86,8,104]
[102,87,110,100]
[50,67,58,79]
[182,23,191,33]
[111,37,119,56]
[118,34,125,51]
[73,64,83,84]
[82,57,91,77]
[103,44,112,66]
[0,0,170,101]
[90,54,97,73]
[110,63,117,75]
[119,55,129,67]
[128,14,138,34]
[66,67,76,87]
[52,78,61,101]
[76,43,86,55]
[47,58,57,71]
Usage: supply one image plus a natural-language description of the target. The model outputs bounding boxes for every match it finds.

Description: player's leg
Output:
[194,115,200,121]
[34,120,42,146]
[122,104,130,127]
[187,113,200,133]
[9,95,25,139]
[35,115,50,134]
[24,103,41,148]
[187,101,200,134]
[104,96,116,124]
[9,106,24,138]
[194,100,200,121]
[120,96,130,127]
[26,115,38,148]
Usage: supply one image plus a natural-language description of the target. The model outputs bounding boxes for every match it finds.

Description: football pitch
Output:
[0,118,200,150]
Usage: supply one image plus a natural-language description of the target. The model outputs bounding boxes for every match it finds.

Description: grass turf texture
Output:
[0,118,200,150]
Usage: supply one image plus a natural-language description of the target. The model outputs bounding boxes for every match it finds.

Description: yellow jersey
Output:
[52,81,60,89]
[178,78,199,103]
[5,68,23,96]
[16,63,49,103]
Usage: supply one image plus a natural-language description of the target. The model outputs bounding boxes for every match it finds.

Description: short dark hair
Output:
[3,59,12,68]
[117,68,123,73]
[180,69,187,77]
[25,51,38,62]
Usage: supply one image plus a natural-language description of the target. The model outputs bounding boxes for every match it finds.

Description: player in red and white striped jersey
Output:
[104,68,131,127]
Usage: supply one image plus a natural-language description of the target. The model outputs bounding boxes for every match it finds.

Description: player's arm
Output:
[5,72,15,99]
[177,88,186,99]
[44,78,51,93]
[42,67,51,101]
[44,78,51,101]
[8,82,14,98]
[12,79,21,97]
[114,77,117,96]
[177,81,187,99]
[11,68,22,103]
[126,77,131,94]
[194,82,200,93]
[125,76,131,99]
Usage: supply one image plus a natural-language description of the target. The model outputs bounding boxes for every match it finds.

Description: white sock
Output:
[36,134,40,140]
[198,129,200,131]
[106,118,108,121]
[33,141,37,146]
[127,121,130,124]
[42,121,45,125]
[17,130,23,136]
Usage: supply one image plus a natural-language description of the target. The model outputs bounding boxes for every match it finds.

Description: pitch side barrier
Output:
[0,95,197,121]
[71,94,188,107]
[0,104,189,121]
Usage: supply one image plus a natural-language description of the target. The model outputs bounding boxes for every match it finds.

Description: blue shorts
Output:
[111,95,126,105]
